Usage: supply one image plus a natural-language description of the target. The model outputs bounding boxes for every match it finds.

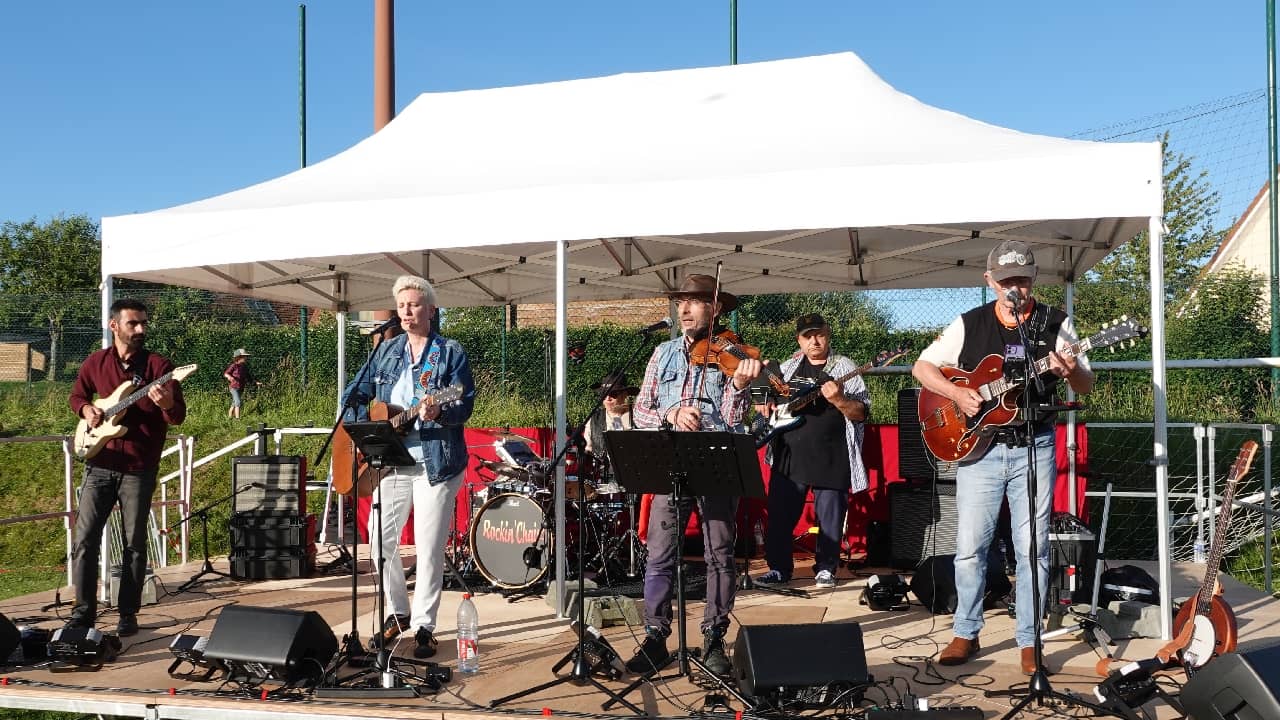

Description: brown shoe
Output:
[938,636,980,666]
[1020,647,1042,676]
[380,614,410,642]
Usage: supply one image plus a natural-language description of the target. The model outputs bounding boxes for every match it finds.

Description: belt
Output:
[991,423,1053,447]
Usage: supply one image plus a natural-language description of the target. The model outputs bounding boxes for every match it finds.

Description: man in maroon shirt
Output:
[68,298,186,636]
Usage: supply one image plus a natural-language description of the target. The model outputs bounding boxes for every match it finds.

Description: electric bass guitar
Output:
[330,382,465,497]
[917,317,1145,462]
[1164,439,1255,668]
[751,348,908,448]
[73,364,198,459]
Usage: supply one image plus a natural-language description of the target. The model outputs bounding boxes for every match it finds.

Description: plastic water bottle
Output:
[1193,540,1207,564]
[457,593,480,673]
[753,519,766,556]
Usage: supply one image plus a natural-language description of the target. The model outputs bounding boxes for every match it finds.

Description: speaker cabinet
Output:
[203,605,336,685]
[732,623,869,698]
[889,482,958,569]
[897,389,958,483]
[0,612,18,664]
[1182,645,1280,720]
[232,456,306,515]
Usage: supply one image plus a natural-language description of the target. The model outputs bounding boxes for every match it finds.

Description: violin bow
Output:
[692,262,725,407]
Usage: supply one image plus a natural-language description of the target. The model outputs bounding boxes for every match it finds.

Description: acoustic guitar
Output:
[1164,439,1256,668]
[73,364,198,459]
[330,382,465,497]
[750,347,908,448]
[917,317,1145,462]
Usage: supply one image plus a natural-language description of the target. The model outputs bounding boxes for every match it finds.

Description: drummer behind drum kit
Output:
[450,430,646,594]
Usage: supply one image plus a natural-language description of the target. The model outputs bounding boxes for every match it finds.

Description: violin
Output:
[690,328,791,398]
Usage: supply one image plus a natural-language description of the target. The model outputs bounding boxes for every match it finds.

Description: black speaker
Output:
[733,623,870,698]
[1182,645,1280,720]
[910,553,1012,615]
[897,389,958,483]
[202,605,336,685]
[889,482,958,569]
[0,612,19,663]
[232,455,306,515]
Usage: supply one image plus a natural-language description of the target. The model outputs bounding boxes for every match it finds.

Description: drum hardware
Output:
[476,427,538,445]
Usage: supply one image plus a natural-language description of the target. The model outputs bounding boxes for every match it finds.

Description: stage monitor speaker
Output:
[202,605,336,685]
[889,482,958,569]
[732,622,870,699]
[897,389,958,483]
[910,553,1011,615]
[0,612,18,664]
[1182,644,1280,720]
[232,455,306,515]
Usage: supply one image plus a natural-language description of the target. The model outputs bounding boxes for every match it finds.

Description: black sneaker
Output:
[413,627,438,659]
[701,627,731,676]
[625,631,669,674]
[116,613,139,637]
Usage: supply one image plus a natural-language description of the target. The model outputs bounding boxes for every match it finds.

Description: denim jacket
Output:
[634,337,747,431]
[340,333,475,483]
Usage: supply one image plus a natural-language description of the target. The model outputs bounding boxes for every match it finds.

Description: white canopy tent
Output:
[101,52,1172,633]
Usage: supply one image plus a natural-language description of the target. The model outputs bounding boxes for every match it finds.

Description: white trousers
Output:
[367,465,463,632]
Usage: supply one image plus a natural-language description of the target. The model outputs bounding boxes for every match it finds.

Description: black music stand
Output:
[317,420,444,697]
[601,429,764,711]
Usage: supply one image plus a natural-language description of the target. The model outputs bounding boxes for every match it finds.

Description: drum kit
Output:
[448,429,646,593]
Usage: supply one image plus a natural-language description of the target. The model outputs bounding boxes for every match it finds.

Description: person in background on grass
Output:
[223,348,261,419]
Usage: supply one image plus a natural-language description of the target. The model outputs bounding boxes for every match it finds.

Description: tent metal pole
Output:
[554,240,568,615]
[1268,0,1279,397]
[1065,280,1078,515]
[100,274,113,350]
[1149,211,1172,641]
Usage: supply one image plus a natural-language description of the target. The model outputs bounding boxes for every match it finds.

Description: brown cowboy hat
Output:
[590,370,639,398]
[667,274,738,313]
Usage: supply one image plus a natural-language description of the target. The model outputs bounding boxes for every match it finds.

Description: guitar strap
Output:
[413,335,445,397]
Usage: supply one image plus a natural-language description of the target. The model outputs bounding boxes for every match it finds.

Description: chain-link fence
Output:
[1,86,1276,584]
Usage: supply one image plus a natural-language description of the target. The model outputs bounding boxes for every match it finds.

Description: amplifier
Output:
[230,548,315,580]
[230,514,316,552]
[896,389,958,483]
[889,482,957,569]
[232,455,306,515]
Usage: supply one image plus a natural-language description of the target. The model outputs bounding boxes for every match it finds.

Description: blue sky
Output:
[0,1,1265,224]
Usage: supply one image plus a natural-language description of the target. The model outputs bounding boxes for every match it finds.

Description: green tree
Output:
[0,215,102,380]
[1088,133,1224,303]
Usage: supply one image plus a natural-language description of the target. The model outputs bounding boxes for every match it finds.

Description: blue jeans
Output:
[952,431,1054,648]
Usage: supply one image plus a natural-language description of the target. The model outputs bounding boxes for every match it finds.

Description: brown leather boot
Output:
[938,636,980,666]
[1020,647,1046,676]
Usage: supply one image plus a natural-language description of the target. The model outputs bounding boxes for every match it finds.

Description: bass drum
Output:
[469,493,553,590]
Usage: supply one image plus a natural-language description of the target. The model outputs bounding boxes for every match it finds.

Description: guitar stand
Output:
[600,430,766,713]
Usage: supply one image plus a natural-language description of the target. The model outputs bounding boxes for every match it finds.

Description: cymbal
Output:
[474,458,526,476]
[476,427,536,445]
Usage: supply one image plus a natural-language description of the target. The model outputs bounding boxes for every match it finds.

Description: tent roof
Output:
[101,52,1161,311]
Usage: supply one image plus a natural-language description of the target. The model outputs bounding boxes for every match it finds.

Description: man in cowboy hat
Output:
[223,348,262,419]
[626,274,762,677]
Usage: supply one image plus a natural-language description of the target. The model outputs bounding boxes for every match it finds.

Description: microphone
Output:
[1003,288,1022,307]
[639,318,672,334]
[369,316,401,336]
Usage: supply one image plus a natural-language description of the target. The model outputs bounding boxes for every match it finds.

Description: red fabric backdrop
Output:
[357,424,1088,551]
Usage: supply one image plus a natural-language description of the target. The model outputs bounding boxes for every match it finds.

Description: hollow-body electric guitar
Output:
[331,382,465,497]
[917,317,1145,462]
[73,364,198,459]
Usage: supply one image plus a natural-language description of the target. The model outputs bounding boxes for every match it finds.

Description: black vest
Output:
[956,300,1067,427]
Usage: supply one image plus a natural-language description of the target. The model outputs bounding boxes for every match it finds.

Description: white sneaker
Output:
[815,570,836,588]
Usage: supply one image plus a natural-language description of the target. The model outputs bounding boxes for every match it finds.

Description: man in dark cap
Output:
[754,313,869,590]
[625,274,762,677]
[912,240,1094,675]
[583,369,638,457]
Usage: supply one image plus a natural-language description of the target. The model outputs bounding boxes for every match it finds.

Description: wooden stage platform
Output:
[0,546,1276,719]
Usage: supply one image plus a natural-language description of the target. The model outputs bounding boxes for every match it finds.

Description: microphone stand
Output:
[986,295,1121,719]
[172,485,246,594]
[488,331,660,714]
